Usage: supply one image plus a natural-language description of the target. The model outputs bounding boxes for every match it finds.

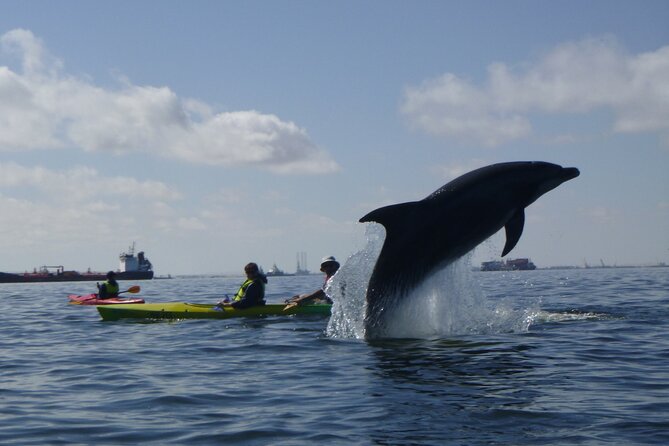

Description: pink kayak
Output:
[68,294,145,305]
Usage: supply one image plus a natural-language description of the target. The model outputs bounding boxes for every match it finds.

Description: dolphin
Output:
[359,161,580,337]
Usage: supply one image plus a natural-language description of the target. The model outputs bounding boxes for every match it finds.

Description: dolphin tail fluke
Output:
[359,201,421,230]
[502,209,525,257]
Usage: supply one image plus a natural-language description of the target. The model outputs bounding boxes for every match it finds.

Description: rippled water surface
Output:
[1,267,668,445]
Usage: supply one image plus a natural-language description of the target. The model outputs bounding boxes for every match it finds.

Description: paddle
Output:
[119,285,141,295]
[283,293,307,311]
[283,302,298,311]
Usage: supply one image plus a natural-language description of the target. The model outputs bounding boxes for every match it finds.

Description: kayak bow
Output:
[69,294,145,305]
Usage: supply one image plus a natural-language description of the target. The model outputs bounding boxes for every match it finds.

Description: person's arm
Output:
[294,289,326,305]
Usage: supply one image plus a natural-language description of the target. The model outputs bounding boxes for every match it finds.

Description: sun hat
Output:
[320,256,340,268]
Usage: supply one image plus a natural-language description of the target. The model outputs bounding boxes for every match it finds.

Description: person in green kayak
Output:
[97,271,120,299]
[217,262,267,309]
[285,256,340,307]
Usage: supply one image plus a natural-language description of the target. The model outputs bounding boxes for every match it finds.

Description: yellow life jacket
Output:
[233,278,264,301]
[103,280,119,296]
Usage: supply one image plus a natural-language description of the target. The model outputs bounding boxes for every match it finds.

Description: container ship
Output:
[0,244,154,283]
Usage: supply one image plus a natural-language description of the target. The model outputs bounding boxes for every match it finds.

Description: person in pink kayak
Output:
[97,271,120,299]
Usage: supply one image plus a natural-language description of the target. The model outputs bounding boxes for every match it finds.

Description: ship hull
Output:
[0,270,153,283]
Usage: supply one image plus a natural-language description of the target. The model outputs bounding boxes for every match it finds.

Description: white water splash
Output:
[326,224,535,339]
[531,310,613,323]
[325,224,384,339]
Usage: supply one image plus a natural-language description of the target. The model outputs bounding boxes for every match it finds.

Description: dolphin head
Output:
[521,162,580,206]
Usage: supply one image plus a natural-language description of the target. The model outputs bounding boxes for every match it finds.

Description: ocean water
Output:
[1,265,668,445]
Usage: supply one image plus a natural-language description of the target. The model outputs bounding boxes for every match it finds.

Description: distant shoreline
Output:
[476,263,668,272]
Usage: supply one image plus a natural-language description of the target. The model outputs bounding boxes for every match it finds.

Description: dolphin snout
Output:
[562,167,580,181]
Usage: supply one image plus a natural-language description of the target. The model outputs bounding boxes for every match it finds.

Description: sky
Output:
[1,0,668,275]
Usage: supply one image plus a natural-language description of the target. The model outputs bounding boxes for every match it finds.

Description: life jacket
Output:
[233,277,265,301]
[102,280,119,297]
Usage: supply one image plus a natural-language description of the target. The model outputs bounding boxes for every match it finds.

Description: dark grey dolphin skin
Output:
[360,161,580,337]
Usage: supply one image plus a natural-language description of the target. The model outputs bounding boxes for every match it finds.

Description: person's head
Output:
[320,256,340,276]
[244,262,260,277]
[106,271,116,280]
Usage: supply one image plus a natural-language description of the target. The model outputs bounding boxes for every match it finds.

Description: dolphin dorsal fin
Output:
[502,209,525,256]
[359,201,421,234]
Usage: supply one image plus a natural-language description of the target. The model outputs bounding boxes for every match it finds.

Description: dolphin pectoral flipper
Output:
[502,209,525,257]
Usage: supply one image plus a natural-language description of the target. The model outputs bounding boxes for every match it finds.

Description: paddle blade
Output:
[283,302,298,312]
[124,285,141,294]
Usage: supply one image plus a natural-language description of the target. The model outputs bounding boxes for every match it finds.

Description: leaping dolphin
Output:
[359,161,580,338]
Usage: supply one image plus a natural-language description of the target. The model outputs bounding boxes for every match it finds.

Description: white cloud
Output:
[175,217,207,231]
[0,162,200,251]
[0,194,112,250]
[401,37,669,146]
[401,73,532,146]
[586,206,620,223]
[0,29,339,174]
[0,29,61,76]
[0,162,182,202]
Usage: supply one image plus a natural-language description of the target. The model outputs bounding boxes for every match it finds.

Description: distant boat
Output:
[266,263,293,277]
[0,243,154,283]
[481,258,536,271]
[480,260,506,271]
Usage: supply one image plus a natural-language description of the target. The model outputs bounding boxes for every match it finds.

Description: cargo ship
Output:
[0,244,154,283]
[481,258,537,271]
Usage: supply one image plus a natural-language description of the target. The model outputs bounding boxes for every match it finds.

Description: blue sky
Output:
[1,1,668,275]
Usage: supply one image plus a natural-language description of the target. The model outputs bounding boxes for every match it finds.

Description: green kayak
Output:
[97,302,332,321]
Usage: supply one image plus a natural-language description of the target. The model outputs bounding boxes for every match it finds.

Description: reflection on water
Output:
[364,337,547,445]
[369,338,537,396]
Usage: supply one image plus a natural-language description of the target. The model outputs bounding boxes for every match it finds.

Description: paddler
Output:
[217,262,267,309]
[285,256,340,307]
[97,271,119,299]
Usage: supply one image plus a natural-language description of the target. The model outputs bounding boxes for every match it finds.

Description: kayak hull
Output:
[97,302,331,321]
[69,294,145,305]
